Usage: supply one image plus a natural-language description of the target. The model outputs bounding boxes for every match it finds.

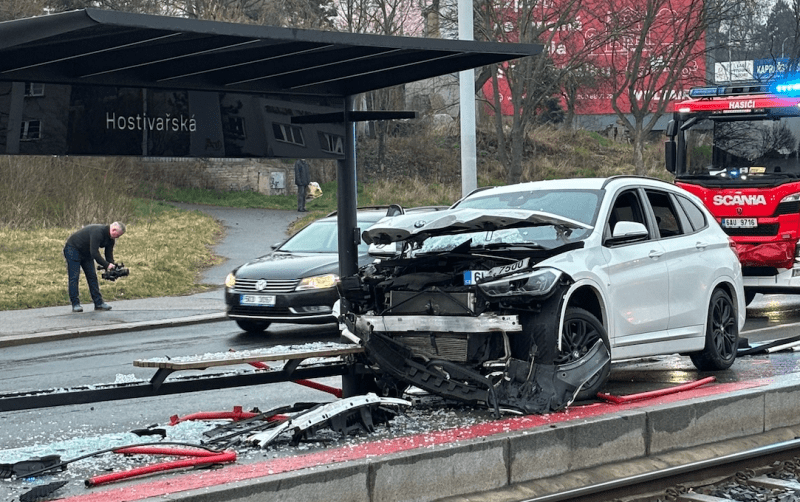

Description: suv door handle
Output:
[649,250,664,258]
[696,241,709,249]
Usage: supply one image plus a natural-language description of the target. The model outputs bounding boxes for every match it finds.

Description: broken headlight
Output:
[477,268,562,297]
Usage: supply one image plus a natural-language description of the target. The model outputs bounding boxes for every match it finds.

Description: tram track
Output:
[493,437,800,502]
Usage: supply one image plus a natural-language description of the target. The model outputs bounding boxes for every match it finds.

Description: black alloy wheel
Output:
[690,289,738,371]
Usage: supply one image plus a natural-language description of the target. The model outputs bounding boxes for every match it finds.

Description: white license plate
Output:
[240,294,276,306]
[464,257,530,285]
[722,218,757,229]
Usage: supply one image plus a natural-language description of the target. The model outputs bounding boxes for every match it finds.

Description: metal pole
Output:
[459,0,477,197]
[337,95,359,279]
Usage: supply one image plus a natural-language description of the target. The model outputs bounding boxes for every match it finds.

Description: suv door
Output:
[601,188,670,348]
[646,189,716,337]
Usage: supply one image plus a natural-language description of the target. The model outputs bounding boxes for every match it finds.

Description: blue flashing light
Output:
[772,79,800,96]
[688,87,721,98]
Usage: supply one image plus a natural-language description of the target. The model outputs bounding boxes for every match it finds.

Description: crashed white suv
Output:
[338,176,745,415]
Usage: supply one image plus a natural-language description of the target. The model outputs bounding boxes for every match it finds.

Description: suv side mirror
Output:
[606,221,649,245]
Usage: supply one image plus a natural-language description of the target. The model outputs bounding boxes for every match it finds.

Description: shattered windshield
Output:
[684,116,800,179]
[417,189,601,253]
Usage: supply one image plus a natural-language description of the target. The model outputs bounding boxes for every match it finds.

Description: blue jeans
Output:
[63,245,103,307]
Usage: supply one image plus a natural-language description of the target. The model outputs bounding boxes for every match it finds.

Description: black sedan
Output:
[224,206,443,333]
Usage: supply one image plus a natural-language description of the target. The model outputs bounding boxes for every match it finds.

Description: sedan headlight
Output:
[478,268,562,297]
[225,273,236,289]
[296,273,340,291]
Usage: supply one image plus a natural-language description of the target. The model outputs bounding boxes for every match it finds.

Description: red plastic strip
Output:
[85,451,236,487]
[169,406,261,425]
[596,376,716,404]
[248,361,343,398]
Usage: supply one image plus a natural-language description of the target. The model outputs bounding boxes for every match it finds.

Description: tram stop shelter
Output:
[0,8,541,276]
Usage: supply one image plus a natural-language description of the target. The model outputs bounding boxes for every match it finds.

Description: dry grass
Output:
[0,156,137,229]
[0,206,222,310]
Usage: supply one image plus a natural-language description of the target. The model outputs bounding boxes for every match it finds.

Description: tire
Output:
[235,319,270,333]
[744,291,757,306]
[555,307,611,401]
[690,289,738,371]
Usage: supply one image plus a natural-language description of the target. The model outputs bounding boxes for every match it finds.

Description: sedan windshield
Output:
[419,189,601,253]
[279,219,376,253]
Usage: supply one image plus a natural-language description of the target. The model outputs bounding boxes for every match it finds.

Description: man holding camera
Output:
[63,222,126,313]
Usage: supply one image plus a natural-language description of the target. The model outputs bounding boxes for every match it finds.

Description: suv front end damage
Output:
[338,208,610,415]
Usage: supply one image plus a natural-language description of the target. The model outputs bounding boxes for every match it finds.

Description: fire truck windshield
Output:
[682,115,800,180]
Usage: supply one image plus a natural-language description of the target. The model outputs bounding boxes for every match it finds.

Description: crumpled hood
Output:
[362,208,592,244]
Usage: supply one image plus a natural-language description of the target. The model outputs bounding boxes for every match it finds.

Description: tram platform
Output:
[43,367,800,502]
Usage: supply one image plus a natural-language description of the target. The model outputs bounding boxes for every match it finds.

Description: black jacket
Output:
[294,159,310,186]
[65,224,115,269]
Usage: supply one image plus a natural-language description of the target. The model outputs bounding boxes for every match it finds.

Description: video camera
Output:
[99,262,130,281]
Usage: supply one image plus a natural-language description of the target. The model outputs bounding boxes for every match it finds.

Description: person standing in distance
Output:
[294,158,310,212]
[63,222,126,312]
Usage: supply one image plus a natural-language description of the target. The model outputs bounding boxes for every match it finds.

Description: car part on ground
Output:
[247,394,411,448]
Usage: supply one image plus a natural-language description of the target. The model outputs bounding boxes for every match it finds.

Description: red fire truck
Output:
[665,81,800,304]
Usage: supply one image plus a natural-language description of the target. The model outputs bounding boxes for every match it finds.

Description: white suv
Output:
[338,176,745,414]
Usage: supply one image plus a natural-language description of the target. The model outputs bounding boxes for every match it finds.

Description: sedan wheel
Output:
[555,307,611,401]
[235,319,271,333]
[690,289,738,371]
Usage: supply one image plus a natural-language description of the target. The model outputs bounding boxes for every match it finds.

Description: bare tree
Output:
[335,0,423,172]
[587,0,708,175]
[476,0,610,184]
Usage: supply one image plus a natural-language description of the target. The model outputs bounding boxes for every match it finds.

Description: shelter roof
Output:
[0,9,541,97]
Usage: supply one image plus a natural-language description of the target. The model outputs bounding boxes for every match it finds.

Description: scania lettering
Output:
[712,195,767,206]
[665,81,800,304]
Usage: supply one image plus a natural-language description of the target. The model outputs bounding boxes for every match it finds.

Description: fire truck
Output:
[665,81,800,304]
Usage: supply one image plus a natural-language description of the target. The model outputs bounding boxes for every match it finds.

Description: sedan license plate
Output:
[464,257,530,285]
[721,218,757,229]
[240,294,276,307]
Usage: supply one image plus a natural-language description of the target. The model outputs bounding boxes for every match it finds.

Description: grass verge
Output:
[0,202,222,310]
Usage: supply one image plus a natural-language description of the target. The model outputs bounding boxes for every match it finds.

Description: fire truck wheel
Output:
[690,289,738,371]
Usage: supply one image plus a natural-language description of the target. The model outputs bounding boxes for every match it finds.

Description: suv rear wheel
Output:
[690,289,738,371]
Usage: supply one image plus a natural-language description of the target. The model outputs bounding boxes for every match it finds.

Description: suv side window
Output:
[645,190,685,238]
[607,189,649,239]
[676,194,707,232]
